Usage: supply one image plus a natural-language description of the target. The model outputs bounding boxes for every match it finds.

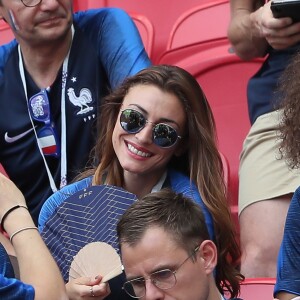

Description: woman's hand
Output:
[66,275,111,299]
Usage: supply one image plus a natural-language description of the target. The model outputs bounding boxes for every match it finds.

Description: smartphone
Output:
[271,0,300,22]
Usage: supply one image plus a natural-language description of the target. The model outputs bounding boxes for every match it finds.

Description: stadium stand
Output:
[220,151,230,193]
[238,278,276,300]
[166,0,230,50]
[126,12,154,58]
[86,0,213,61]
[73,1,154,57]
[157,0,265,229]
[0,164,7,176]
[0,20,13,45]
[159,39,263,233]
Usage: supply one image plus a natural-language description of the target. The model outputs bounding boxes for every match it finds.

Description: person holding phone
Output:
[228,0,300,278]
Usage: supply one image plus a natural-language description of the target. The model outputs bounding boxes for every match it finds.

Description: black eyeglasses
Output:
[28,89,60,157]
[122,245,200,299]
[119,109,182,148]
[21,0,42,7]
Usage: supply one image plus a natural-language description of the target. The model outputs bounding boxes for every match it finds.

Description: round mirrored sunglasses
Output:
[119,109,181,148]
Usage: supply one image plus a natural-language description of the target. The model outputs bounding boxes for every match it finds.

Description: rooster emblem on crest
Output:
[67,88,94,115]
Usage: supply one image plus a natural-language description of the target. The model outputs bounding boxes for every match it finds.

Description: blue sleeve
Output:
[168,169,215,240]
[0,244,35,299]
[38,177,92,231]
[73,8,151,89]
[274,186,300,297]
[0,40,17,79]
[0,244,14,278]
[0,274,34,300]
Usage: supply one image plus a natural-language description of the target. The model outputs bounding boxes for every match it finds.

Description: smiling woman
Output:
[111,84,186,197]
[39,65,243,299]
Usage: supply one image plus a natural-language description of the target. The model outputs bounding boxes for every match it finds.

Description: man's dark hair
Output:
[117,188,210,255]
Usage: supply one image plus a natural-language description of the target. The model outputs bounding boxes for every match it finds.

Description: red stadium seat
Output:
[219,151,241,234]
[104,0,210,61]
[220,151,230,192]
[72,1,154,59]
[158,0,267,235]
[0,164,7,177]
[128,12,154,58]
[73,0,105,12]
[158,39,264,227]
[166,0,230,50]
[0,20,14,45]
[239,278,276,300]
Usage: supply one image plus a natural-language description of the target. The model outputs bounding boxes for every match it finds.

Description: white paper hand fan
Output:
[69,241,123,282]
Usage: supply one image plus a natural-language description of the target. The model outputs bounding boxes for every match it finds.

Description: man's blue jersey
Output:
[275,186,300,297]
[0,8,150,224]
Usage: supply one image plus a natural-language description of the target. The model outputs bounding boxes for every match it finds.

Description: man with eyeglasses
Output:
[0,0,150,225]
[117,189,243,300]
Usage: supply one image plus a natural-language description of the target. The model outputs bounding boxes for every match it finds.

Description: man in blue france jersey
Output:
[0,0,151,224]
[274,187,300,299]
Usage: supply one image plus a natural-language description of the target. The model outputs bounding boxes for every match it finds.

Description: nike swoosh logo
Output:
[5,127,36,143]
